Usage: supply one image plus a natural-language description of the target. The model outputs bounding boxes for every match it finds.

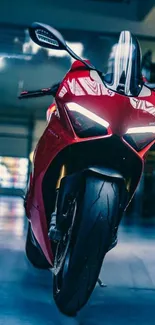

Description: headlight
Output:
[123,126,155,151]
[66,102,109,138]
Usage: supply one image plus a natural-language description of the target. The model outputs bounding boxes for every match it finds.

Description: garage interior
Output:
[0,0,155,324]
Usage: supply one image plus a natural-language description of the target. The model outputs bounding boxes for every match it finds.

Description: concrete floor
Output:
[0,196,155,325]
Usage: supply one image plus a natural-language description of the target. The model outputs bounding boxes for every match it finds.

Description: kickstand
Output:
[97,278,107,288]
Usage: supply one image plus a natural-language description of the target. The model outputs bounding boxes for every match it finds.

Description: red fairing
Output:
[26,60,155,265]
[57,61,155,137]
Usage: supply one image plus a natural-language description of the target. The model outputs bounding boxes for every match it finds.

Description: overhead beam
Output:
[137,0,155,21]
[1,0,155,38]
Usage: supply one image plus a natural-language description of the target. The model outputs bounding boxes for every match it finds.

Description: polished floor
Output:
[0,196,155,325]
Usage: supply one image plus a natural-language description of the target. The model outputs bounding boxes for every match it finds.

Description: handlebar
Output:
[18,83,60,99]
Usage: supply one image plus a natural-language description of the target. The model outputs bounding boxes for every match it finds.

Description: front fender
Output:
[86,166,124,180]
[57,165,127,227]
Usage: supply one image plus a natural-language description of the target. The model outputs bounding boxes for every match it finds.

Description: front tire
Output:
[53,175,121,315]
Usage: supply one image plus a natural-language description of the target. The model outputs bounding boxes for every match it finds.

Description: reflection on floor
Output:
[0,196,25,239]
[0,196,155,325]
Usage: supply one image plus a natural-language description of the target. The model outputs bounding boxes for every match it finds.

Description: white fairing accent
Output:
[130,97,155,116]
[67,79,85,95]
[58,70,115,98]
[90,72,151,98]
[138,85,151,97]
[58,86,67,98]
[90,70,103,83]
[66,76,115,97]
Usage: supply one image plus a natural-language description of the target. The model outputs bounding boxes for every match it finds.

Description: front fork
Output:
[48,189,62,242]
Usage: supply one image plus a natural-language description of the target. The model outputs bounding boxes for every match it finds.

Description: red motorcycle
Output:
[19,22,155,316]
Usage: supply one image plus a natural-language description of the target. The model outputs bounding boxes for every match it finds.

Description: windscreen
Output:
[104,31,142,96]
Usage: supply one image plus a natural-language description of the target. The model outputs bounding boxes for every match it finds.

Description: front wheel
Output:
[53,175,122,316]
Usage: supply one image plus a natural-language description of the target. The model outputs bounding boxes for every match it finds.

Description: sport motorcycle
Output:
[19,22,155,315]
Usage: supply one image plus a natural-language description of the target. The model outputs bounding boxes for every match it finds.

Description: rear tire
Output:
[53,175,121,315]
[26,223,50,269]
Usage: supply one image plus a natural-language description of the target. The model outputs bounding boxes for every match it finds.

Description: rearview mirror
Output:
[29,22,66,50]
[29,22,97,71]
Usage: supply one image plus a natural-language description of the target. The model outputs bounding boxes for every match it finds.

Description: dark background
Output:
[0,1,155,324]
